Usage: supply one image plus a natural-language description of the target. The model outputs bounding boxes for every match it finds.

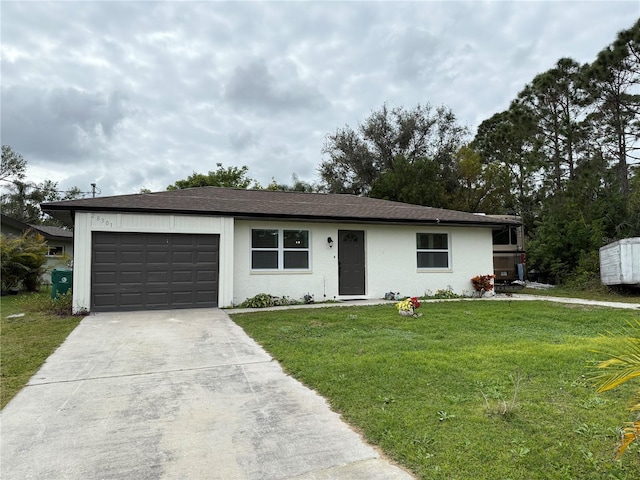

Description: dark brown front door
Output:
[338,230,365,295]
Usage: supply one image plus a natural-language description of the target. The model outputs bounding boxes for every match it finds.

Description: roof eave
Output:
[41,204,517,228]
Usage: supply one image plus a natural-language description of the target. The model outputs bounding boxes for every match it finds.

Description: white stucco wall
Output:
[72,212,494,312]
[233,221,338,305]
[233,220,494,305]
[72,212,234,313]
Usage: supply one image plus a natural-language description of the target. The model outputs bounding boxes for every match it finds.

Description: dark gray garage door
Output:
[92,232,219,312]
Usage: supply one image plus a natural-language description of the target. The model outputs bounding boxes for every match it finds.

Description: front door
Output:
[338,230,365,295]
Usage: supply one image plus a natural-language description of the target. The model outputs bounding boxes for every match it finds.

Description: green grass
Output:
[1,292,82,409]
[232,301,640,479]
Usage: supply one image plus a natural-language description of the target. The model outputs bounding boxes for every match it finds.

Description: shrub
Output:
[471,274,495,293]
[238,293,275,308]
[17,290,83,316]
[433,287,462,299]
[237,293,302,309]
[0,231,48,292]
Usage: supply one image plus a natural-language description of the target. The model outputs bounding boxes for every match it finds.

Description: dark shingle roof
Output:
[1,213,73,239]
[30,224,73,239]
[41,187,518,228]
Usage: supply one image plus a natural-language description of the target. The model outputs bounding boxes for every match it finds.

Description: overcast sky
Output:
[1,1,638,197]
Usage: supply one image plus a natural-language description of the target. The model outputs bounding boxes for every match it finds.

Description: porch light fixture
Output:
[327,237,334,248]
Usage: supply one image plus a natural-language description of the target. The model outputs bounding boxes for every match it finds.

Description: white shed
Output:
[599,237,640,287]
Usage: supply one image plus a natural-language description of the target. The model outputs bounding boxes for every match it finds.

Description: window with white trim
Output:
[47,245,65,257]
[251,229,310,270]
[416,233,449,268]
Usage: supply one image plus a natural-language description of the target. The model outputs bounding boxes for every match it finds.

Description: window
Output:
[492,227,518,246]
[251,229,310,270]
[417,233,449,269]
[251,229,278,269]
[47,245,64,257]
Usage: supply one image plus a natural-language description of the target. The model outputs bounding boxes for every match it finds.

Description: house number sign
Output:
[91,213,115,228]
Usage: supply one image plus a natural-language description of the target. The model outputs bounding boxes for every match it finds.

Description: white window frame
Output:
[416,232,450,270]
[251,228,311,271]
[46,245,65,257]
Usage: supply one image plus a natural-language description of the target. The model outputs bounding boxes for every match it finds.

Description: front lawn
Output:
[232,301,640,479]
[1,292,82,409]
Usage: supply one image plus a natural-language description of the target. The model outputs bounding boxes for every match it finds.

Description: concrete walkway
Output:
[0,309,413,480]
[490,293,640,310]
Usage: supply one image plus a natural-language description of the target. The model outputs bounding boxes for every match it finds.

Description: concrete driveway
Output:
[0,309,413,479]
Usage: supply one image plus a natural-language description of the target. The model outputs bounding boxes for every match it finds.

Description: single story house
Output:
[1,213,74,282]
[41,187,517,313]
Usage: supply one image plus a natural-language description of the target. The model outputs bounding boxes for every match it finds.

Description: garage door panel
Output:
[121,252,143,263]
[171,270,195,282]
[197,271,217,282]
[93,251,118,264]
[120,234,145,245]
[91,232,219,312]
[172,251,195,263]
[171,291,195,302]
[120,271,144,283]
[119,293,145,306]
[146,235,170,245]
[147,271,168,283]
[146,251,169,263]
[146,292,170,304]
[93,271,117,283]
[197,251,218,263]
[93,293,117,306]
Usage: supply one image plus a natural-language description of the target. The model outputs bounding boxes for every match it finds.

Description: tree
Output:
[1,180,77,225]
[1,147,83,225]
[167,163,257,190]
[584,19,640,198]
[514,58,590,195]
[1,145,27,183]
[266,174,317,192]
[472,104,542,229]
[369,155,448,207]
[470,22,639,284]
[453,144,498,213]
[319,103,469,196]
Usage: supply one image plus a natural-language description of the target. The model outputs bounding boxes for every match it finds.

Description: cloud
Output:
[1,86,129,162]
[1,1,637,196]
[228,129,261,152]
[224,58,329,113]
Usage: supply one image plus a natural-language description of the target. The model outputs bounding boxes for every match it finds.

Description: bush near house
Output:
[0,232,48,293]
[237,293,303,308]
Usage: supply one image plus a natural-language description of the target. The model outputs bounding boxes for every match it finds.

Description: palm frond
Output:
[592,320,640,393]
[591,319,640,459]
[616,421,640,459]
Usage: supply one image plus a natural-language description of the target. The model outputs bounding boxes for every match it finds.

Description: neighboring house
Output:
[41,187,518,313]
[1,213,74,282]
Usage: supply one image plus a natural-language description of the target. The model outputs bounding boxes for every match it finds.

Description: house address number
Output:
[91,214,114,228]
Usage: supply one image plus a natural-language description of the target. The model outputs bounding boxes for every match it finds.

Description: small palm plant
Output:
[592,319,640,458]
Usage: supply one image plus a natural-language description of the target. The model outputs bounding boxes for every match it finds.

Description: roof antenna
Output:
[91,183,97,198]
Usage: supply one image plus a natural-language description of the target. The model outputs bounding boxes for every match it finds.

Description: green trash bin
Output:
[51,268,73,299]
